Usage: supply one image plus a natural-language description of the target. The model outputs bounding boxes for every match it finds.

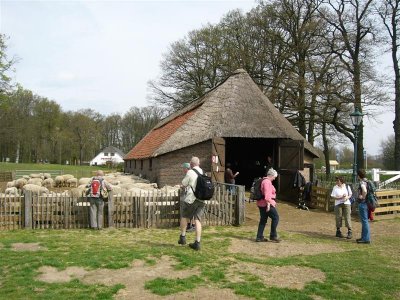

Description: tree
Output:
[380,134,395,169]
[318,0,379,171]
[378,0,400,170]
[0,34,15,106]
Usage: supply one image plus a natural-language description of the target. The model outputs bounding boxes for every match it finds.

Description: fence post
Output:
[234,185,245,226]
[24,191,32,229]
[107,191,114,228]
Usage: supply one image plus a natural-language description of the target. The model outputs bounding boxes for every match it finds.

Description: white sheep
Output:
[22,184,49,195]
[62,174,74,182]
[43,178,54,188]
[30,173,44,179]
[15,178,28,189]
[6,181,15,188]
[54,176,65,187]
[66,178,78,187]
[69,187,87,198]
[5,187,19,195]
[43,173,51,179]
[27,178,43,186]
[78,177,91,185]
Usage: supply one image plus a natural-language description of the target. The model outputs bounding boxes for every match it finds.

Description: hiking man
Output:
[178,156,205,250]
[356,169,371,244]
[87,170,112,230]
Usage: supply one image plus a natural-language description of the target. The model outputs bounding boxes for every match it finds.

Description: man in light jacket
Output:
[178,156,205,250]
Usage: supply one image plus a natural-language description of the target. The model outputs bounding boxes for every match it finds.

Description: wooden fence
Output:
[0,172,13,182]
[310,186,400,219]
[0,184,245,230]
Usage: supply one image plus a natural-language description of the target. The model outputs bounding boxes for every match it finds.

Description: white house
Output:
[329,160,339,172]
[90,146,125,166]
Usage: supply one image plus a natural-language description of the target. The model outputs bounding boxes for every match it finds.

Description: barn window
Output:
[111,152,115,156]
[149,158,152,170]
[104,153,109,156]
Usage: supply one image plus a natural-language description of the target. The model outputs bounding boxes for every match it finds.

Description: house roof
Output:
[329,160,339,166]
[125,69,319,160]
[101,146,125,157]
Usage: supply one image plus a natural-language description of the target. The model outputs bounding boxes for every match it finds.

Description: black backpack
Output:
[250,177,264,200]
[191,168,214,200]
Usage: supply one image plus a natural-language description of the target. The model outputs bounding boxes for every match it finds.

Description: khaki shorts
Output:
[181,200,205,221]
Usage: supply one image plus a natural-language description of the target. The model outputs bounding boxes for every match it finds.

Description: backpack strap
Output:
[190,168,200,194]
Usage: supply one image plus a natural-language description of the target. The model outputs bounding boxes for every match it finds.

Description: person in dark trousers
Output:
[256,168,281,243]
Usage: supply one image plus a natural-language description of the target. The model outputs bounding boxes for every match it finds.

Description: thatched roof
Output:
[125,69,319,160]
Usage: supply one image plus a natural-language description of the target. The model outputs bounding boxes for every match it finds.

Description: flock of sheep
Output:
[2,172,181,198]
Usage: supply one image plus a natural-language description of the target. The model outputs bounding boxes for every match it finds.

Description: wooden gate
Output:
[211,137,226,183]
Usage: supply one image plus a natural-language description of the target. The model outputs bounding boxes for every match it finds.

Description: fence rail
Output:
[310,186,400,219]
[0,172,13,182]
[15,170,64,179]
[0,184,245,230]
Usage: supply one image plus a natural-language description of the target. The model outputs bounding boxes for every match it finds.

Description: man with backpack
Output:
[86,170,112,230]
[178,156,207,251]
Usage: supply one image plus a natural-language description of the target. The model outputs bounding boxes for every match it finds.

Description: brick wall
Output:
[124,140,212,187]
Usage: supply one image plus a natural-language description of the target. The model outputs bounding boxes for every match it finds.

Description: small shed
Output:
[90,146,125,166]
[124,69,319,201]
[329,160,339,172]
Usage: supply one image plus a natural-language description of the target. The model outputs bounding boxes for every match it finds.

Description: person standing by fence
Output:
[331,176,352,239]
[178,156,205,251]
[356,169,371,244]
[86,170,112,230]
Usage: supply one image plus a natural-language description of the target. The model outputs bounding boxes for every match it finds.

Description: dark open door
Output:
[211,137,225,183]
[276,139,304,201]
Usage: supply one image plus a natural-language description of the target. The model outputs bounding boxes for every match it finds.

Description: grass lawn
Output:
[0,223,399,300]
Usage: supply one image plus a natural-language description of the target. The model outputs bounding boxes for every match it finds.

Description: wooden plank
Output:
[24,191,32,229]
[375,205,400,213]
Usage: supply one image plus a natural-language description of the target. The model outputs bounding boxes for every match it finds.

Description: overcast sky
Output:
[0,0,395,156]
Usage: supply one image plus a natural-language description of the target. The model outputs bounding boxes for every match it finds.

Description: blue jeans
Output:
[256,206,279,239]
[358,202,370,241]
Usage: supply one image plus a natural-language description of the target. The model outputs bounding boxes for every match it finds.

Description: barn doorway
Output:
[225,138,276,189]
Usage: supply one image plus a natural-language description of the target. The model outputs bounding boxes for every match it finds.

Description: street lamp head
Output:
[350,107,363,127]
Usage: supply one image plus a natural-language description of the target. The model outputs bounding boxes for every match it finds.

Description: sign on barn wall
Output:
[212,137,225,183]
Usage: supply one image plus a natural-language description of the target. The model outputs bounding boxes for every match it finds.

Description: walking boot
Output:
[178,235,186,245]
[347,230,352,239]
[189,240,201,251]
[336,229,344,238]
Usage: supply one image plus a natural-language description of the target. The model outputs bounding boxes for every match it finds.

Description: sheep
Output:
[6,181,15,188]
[78,177,91,185]
[5,187,19,195]
[54,176,65,187]
[42,178,54,188]
[27,178,43,186]
[15,178,28,189]
[43,173,51,179]
[22,175,30,180]
[66,178,78,187]
[22,184,49,195]
[69,187,87,198]
[30,173,44,179]
[62,174,74,182]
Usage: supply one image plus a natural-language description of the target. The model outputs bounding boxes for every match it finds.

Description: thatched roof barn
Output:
[124,69,319,201]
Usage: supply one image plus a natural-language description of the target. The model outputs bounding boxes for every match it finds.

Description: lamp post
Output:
[350,108,363,183]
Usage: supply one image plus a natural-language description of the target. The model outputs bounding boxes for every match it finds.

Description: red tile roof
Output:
[124,108,197,160]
